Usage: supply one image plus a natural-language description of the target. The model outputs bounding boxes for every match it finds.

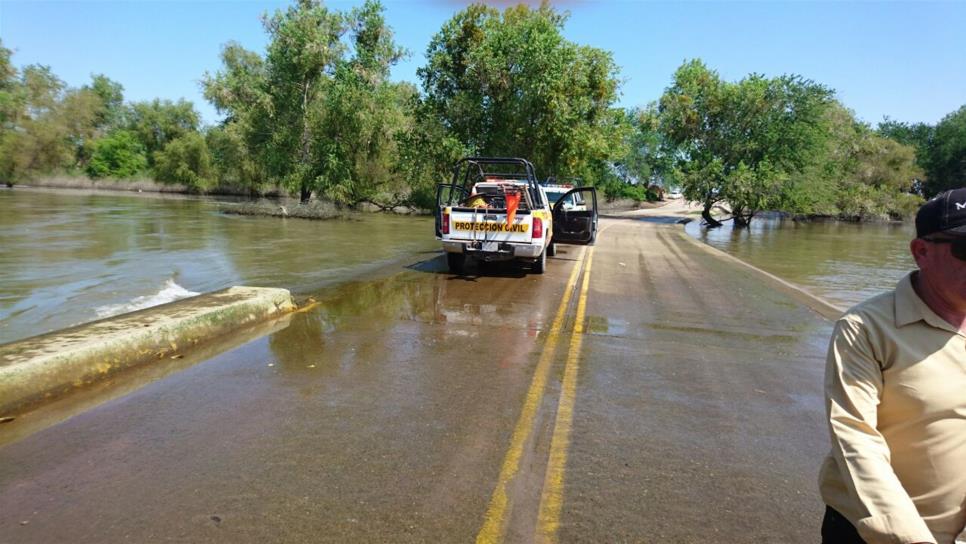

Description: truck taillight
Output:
[442,212,450,234]
[533,217,543,239]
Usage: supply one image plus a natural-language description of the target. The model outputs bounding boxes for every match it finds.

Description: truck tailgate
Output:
[447,209,533,244]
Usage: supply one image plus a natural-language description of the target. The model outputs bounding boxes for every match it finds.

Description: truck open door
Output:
[551,187,598,245]
[435,183,469,238]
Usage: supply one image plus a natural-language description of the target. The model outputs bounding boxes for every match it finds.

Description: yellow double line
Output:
[476,246,595,544]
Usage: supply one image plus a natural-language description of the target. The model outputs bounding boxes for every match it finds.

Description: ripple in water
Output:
[94,278,199,319]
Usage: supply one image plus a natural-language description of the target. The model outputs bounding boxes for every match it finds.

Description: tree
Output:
[926,105,966,196]
[126,98,200,166]
[154,132,213,189]
[60,87,105,167]
[206,124,264,190]
[309,2,419,208]
[878,117,933,194]
[418,2,627,185]
[204,0,413,205]
[86,74,125,130]
[658,60,834,227]
[394,97,468,209]
[86,130,147,178]
[0,40,22,129]
[0,40,23,186]
[203,0,346,202]
[0,64,73,183]
[607,105,677,200]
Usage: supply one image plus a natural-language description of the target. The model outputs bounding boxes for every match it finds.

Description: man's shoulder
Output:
[839,290,896,331]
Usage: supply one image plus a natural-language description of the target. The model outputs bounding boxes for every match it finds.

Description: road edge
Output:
[672,227,846,321]
[0,286,296,417]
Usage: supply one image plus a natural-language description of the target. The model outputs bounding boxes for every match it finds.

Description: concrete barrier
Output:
[0,286,296,416]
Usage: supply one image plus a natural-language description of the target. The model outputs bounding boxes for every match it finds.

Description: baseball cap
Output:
[916,187,966,238]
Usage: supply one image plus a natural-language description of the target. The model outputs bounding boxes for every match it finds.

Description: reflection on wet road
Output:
[0,217,833,543]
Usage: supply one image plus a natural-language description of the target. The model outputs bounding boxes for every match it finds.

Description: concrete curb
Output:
[672,227,847,321]
[0,286,296,416]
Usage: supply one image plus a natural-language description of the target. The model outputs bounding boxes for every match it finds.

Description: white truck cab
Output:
[543,183,588,211]
[435,157,598,274]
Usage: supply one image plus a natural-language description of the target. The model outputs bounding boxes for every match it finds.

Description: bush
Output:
[87,131,147,179]
[153,132,213,189]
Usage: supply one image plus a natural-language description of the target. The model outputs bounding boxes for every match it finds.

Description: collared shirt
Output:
[820,272,966,544]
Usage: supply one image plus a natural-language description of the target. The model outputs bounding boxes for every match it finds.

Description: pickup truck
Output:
[543,183,588,211]
[435,157,598,274]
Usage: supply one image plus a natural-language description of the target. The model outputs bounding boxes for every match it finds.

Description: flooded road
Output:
[0,214,832,543]
[686,216,915,308]
[0,188,435,344]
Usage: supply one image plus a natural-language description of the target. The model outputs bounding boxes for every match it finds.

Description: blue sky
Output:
[1,1,964,126]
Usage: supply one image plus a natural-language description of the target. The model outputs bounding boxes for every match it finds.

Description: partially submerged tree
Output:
[659,60,834,227]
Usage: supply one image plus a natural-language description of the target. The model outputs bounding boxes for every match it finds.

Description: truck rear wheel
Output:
[532,249,546,274]
[446,252,465,274]
[547,242,556,257]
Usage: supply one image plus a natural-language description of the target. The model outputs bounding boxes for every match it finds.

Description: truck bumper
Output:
[441,241,543,261]
[512,244,543,258]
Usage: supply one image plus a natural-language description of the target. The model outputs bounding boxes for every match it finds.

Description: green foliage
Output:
[0,64,74,184]
[204,0,414,205]
[86,130,147,179]
[394,98,468,209]
[0,40,22,129]
[60,87,106,166]
[659,59,835,226]
[927,106,966,195]
[606,105,678,201]
[308,2,413,206]
[153,132,213,188]
[878,107,966,197]
[86,74,125,129]
[825,109,923,219]
[418,3,628,186]
[205,124,264,189]
[125,98,200,166]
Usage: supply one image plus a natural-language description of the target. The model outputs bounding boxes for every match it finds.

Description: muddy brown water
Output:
[685,217,916,308]
[0,188,436,344]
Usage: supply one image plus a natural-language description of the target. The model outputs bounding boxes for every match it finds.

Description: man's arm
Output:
[825,316,936,544]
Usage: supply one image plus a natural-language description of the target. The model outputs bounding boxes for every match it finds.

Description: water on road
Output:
[0,219,832,543]
[686,216,915,308]
[0,188,436,344]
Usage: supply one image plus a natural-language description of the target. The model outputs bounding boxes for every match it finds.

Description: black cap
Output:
[916,188,966,238]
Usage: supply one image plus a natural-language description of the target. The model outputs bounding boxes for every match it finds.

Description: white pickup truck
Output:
[435,157,598,274]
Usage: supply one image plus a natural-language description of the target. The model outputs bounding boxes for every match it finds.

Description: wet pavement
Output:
[0,213,834,543]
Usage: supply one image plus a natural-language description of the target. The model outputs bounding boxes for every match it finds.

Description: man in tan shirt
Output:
[820,187,966,544]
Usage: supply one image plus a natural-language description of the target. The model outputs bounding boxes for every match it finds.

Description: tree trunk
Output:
[298,77,313,205]
[702,200,723,228]
[733,209,755,229]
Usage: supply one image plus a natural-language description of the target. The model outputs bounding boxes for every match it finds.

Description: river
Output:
[685,216,916,309]
[0,188,436,344]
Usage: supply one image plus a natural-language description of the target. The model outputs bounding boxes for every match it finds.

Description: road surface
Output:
[0,210,834,543]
